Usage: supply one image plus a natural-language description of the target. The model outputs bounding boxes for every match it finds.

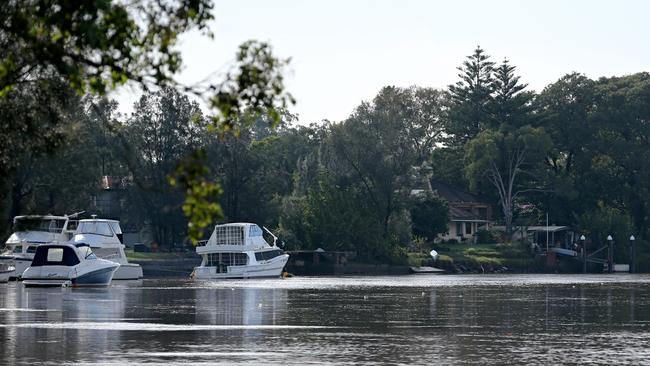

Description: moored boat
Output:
[71,218,143,280]
[192,223,289,279]
[22,243,119,287]
[0,213,81,279]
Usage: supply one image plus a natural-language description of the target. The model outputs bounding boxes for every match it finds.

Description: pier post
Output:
[630,235,636,274]
[581,235,586,274]
[607,235,613,274]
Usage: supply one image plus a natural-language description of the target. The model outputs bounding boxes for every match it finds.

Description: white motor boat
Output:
[22,243,119,287]
[0,213,81,279]
[0,262,15,283]
[71,218,143,280]
[192,223,289,279]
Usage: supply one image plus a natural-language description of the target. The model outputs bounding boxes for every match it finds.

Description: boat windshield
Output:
[108,222,122,235]
[249,225,263,237]
[76,245,97,260]
[14,218,66,233]
[77,222,114,237]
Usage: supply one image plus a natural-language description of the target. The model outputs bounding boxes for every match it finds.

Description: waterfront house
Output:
[430,180,493,243]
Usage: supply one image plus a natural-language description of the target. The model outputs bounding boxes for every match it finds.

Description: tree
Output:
[125,87,207,248]
[276,86,447,262]
[447,46,496,145]
[410,193,449,243]
[330,86,445,239]
[0,78,81,234]
[0,1,294,243]
[0,0,213,95]
[465,125,552,237]
[534,73,597,224]
[492,59,534,128]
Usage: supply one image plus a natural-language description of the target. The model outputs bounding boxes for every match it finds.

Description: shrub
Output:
[476,229,497,244]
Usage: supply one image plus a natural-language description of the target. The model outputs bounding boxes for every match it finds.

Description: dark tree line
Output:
[2,45,650,263]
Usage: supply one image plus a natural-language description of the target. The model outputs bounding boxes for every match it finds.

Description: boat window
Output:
[66,220,79,231]
[77,221,114,237]
[14,218,63,233]
[213,226,244,245]
[13,246,22,253]
[51,220,67,232]
[206,252,248,272]
[249,225,263,237]
[31,246,80,267]
[26,246,37,254]
[108,222,122,235]
[255,249,284,261]
[47,248,64,262]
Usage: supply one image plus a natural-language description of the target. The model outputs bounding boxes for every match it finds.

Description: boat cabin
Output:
[75,219,123,242]
[4,215,79,254]
[31,244,83,267]
[204,223,273,248]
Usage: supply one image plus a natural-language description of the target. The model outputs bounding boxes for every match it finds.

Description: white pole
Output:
[546,213,549,253]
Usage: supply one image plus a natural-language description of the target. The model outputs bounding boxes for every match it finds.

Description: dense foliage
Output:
[2,40,650,262]
[0,0,293,242]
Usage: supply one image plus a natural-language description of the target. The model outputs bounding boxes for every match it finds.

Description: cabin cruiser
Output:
[22,243,119,287]
[192,223,289,279]
[71,218,143,280]
[0,213,81,279]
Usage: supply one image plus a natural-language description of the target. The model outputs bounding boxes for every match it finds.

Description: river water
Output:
[2,274,650,365]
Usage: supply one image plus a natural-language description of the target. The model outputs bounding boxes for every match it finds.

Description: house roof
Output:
[449,206,489,222]
[430,179,484,204]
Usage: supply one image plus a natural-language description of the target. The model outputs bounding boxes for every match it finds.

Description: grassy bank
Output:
[126,251,196,262]
[409,242,537,272]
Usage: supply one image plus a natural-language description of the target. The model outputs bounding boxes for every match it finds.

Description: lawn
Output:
[125,251,196,261]
[430,242,535,269]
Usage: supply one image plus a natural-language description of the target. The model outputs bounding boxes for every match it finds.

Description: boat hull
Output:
[73,266,119,286]
[0,268,13,283]
[0,255,32,280]
[22,261,119,287]
[12,258,32,279]
[112,263,143,280]
[193,254,289,280]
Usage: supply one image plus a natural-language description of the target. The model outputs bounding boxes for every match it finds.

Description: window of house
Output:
[466,223,472,235]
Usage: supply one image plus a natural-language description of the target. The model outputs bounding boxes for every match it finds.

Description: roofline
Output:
[215,223,256,227]
[79,218,119,223]
[451,219,490,223]
[13,215,69,221]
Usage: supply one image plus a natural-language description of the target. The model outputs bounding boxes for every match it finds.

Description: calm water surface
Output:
[2,274,650,365]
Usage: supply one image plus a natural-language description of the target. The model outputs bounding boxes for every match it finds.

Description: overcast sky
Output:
[113,0,650,124]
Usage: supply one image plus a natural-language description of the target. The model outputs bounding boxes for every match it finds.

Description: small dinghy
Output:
[22,243,120,287]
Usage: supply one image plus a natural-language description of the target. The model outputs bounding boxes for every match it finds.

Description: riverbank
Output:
[426,242,540,274]
[127,252,200,277]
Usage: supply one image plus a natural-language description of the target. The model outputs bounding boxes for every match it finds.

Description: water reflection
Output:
[1,275,650,364]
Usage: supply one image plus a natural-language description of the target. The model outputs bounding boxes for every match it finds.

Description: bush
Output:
[476,229,497,244]
[436,254,454,268]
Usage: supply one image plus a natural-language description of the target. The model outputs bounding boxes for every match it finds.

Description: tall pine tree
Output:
[447,46,495,146]
[492,59,533,127]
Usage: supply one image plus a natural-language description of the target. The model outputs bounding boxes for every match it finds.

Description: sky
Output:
[113,0,650,124]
